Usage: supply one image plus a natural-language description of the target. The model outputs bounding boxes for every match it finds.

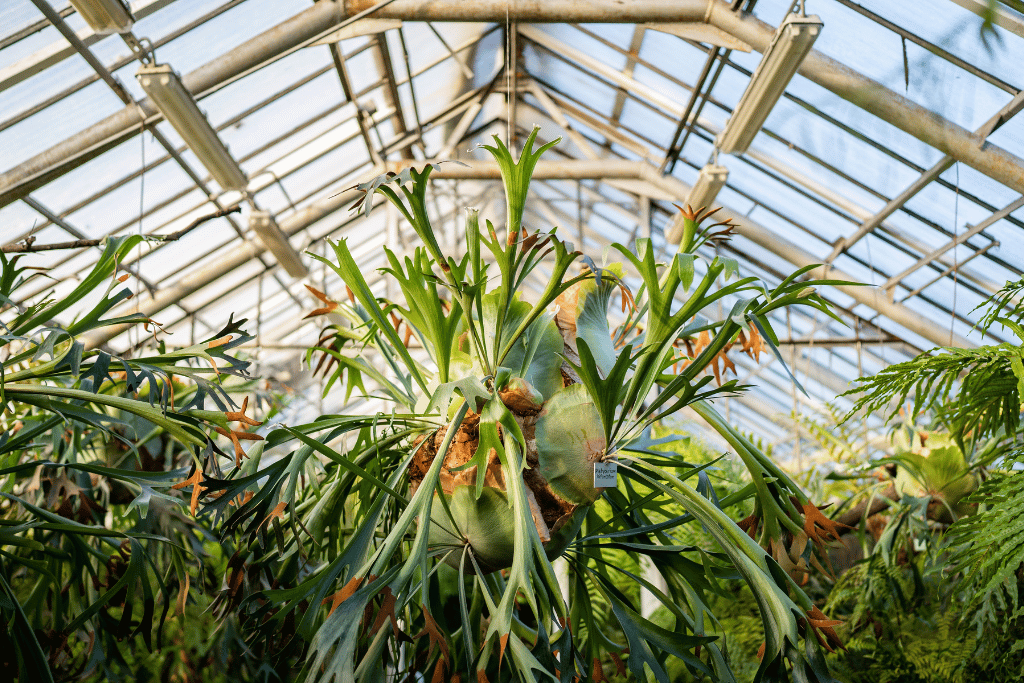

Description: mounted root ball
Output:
[406,293,613,573]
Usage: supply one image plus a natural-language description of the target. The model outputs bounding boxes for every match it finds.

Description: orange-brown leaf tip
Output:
[225,396,263,427]
[304,306,336,319]
[806,606,846,652]
[322,576,365,617]
[208,335,233,349]
[499,634,509,669]
[610,652,627,677]
[802,501,850,546]
[171,468,204,516]
[117,273,130,283]
[305,285,332,303]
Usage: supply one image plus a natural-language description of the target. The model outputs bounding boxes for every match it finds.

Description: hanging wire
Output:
[130,119,146,356]
[951,162,960,345]
[505,0,512,148]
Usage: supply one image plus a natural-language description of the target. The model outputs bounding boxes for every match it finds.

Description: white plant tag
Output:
[593,461,618,488]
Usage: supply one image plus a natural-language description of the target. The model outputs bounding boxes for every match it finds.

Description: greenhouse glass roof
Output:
[2,0,1022,459]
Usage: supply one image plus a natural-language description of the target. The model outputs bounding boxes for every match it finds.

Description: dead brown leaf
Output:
[417,605,451,665]
[207,335,233,349]
[805,605,845,653]
[802,501,849,546]
[369,587,409,642]
[259,501,288,531]
[177,573,190,616]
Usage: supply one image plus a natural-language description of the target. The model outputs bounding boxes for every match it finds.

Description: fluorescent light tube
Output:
[250,210,309,279]
[716,13,822,155]
[686,163,729,212]
[667,164,729,244]
[69,0,134,35]
[136,64,248,192]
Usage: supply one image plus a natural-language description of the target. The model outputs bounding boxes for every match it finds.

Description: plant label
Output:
[594,461,618,488]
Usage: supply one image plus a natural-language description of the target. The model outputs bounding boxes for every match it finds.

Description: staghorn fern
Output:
[0,237,266,681]
[839,278,1024,679]
[201,132,853,683]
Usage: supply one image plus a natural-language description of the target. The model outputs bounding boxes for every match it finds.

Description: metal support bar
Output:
[371,32,415,158]
[704,3,1024,195]
[881,195,1024,292]
[948,0,1024,41]
[828,88,1024,262]
[835,0,1018,94]
[427,22,474,79]
[81,68,498,347]
[439,73,500,157]
[1,0,175,93]
[896,240,998,303]
[344,0,1024,192]
[28,0,137,104]
[0,0,397,207]
[609,25,646,126]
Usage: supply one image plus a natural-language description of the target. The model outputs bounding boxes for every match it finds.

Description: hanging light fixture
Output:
[68,0,134,34]
[715,12,822,155]
[249,210,309,279]
[667,163,729,244]
[136,63,248,192]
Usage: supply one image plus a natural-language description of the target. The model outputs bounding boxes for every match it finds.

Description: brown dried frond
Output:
[738,326,765,363]
[172,467,205,515]
[737,512,759,539]
[805,605,845,653]
[802,501,850,547]
[225,396,262,427]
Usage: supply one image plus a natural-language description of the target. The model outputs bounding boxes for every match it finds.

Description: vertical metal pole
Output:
[787,308,802,468]
[639,195,650,247]
[576,181,584,248]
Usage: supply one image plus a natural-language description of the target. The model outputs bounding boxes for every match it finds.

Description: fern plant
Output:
[840,277,1024,679]
[201,131,852,683]
[0,238,261,681]
[844,278,1024,456]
